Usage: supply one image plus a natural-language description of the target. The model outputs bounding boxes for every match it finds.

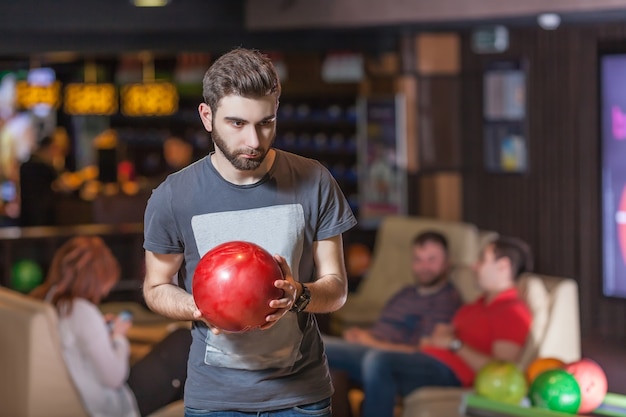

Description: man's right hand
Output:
[192,307,223,335]
[343,327,371,344]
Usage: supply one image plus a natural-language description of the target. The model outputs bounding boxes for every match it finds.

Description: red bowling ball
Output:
[565,358,608,414]
[192,241,285,332]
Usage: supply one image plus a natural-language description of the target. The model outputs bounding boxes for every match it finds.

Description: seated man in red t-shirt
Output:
[360,236,533,417]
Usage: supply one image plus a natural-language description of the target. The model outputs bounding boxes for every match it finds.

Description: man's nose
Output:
[244,126,261,148]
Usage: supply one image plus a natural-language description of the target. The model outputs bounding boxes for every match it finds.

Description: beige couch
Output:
[402,272,581,417]
[0,286,185,417]
[329,215,581,417]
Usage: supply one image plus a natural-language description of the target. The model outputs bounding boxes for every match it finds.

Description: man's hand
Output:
[104,313,132,337]
[191,255,300,334]
[429,323,456,349]
[260,254,299,330]
[192,308,225,335]
[343,327,374,345]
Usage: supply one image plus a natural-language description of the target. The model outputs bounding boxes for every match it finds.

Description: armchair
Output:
[329,216,581,417]
[401,272,582,417]
[0,287,185,417]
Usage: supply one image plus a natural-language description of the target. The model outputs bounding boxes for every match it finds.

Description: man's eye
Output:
[259,119,276,126]
[231,120,244,127]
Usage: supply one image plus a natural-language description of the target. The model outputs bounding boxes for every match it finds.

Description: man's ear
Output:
[198,102,213,132]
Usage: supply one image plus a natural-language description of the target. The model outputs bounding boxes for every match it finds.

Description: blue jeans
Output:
[323,336,460,417]
[183,398,331,417]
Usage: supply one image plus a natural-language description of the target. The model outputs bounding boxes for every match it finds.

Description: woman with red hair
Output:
[32,236,192,416]
[31,236,140,417]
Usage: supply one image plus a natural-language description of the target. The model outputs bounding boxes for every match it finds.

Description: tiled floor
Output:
[581,336,626,395]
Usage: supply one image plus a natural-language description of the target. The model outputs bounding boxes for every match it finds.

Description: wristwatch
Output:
[290,283,311,313]
[449,338,463,352]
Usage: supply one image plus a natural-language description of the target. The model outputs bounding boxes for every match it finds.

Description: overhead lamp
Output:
[537,13,561,30]
[131,0,171,7]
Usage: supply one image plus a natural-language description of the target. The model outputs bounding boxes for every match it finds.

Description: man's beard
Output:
[211,126,274,171]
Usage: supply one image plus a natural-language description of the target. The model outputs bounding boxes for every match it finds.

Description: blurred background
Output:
[0,0,625,368]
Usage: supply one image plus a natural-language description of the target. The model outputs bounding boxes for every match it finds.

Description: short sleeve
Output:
[143,182,184,254]
[314,165,357,241]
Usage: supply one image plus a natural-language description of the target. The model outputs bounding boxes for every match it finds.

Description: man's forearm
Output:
[455,343,492,372]
[304,273,347,314]
[143,282,197,321]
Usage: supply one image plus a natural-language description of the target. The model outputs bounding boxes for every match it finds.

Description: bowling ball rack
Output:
[462,392,626,417]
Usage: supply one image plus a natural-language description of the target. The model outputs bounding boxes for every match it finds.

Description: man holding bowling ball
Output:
[142,47,357,417]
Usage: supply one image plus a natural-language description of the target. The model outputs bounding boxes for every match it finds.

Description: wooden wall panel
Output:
[461,23,626,340]
[416,33,460,75]
[418,173,463,221]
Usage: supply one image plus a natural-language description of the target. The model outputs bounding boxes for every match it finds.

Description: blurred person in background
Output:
[18,135,64,226]
[163,133,194,174]
[359,236,533,417]
[30,236,191,417]
[324,231,462,416]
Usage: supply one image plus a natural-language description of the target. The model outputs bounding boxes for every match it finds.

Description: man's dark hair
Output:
[412,231,448,253]
[202,47,281,115]
[492,236,534,279]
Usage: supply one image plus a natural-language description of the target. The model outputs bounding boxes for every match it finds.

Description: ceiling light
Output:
[537,13,561,30]
[131,0,171,7]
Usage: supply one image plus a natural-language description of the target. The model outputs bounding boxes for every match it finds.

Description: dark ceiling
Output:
[0,0,246,55]
[2,0,626,57]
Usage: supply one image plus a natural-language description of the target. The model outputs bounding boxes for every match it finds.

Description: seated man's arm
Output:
[454,340,523,372]
[347,284,461,353]
[426,312,529,372]
[343,327,419,353]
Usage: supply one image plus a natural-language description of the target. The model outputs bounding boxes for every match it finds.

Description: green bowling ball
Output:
[475,360,528,405]
[529,368,582,414]
[11,259,44,293]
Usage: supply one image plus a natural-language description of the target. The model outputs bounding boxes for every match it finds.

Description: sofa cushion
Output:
[0,287,88,417]
[449,266,482,304]
[517,274,551,369]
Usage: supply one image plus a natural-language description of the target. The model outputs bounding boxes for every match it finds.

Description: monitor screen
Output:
[599,53,626,298]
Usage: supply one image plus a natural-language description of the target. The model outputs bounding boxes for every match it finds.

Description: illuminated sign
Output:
[64,83,118,115]
[121,82,178,116]
[16,80,61,109]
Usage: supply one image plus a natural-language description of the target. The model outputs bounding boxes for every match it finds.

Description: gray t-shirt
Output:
[143,149,357,411]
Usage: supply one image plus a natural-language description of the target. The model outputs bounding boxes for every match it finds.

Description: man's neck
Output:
[484,281,515,304]
[416,278,448,296]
